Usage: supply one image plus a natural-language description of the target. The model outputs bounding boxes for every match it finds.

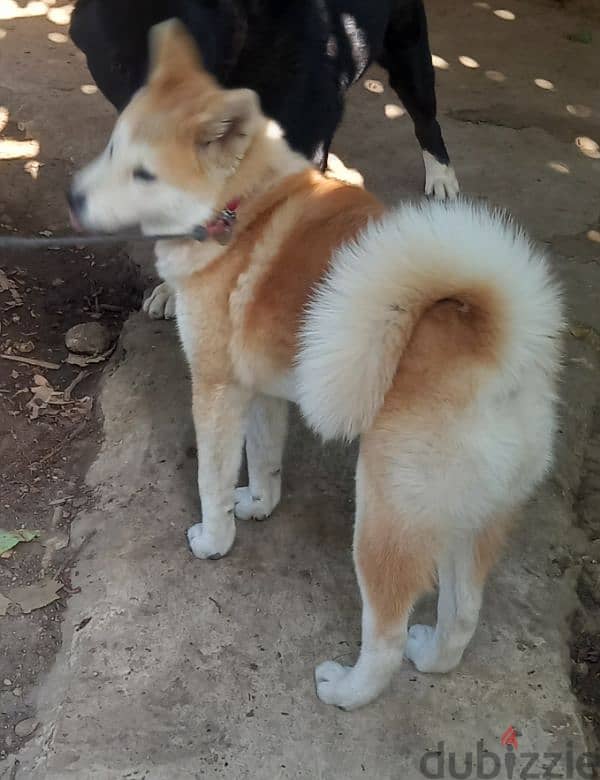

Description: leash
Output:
[0,198,242,251]
[0,226,208,250]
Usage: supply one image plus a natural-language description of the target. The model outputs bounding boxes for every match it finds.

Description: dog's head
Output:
[69,19,262,235]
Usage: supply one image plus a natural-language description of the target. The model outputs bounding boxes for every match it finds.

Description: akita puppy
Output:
[70,20,563,710]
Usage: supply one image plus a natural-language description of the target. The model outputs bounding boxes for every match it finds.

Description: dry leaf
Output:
[25,374,91,420]
[66,345,115,367]
[0,269,23,307]
[6,577,63,614]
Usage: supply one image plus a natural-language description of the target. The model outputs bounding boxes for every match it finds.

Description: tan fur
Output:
[473,515,514,585]
[355,449,436,636]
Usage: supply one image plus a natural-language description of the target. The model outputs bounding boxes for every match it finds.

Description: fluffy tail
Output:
[296,199,563,441]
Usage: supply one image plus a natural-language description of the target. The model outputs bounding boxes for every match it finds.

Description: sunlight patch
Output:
[432,55,449,70]
[0,0,47,20]
[459,55,480,69]
[364,79,384,94]
[575,136,600,159]
[46,3,72,25]
[384,103,405,119]
[547,161,570,175]
[494,9,516,20]
[0,138,39,160]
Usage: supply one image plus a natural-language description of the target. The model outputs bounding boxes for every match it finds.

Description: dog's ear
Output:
[149,19,202,85]
[194,89,261,165]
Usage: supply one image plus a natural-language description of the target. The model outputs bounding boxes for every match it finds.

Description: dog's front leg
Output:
[187,382,253,560]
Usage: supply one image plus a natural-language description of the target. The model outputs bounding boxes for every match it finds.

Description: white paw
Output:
[315,661,353,708]
[315,660,382,710]
[423,151,460,200]
[187,520,235,560]
[234,486,278,521]
[143,282,176,320]
[405,624,457,673]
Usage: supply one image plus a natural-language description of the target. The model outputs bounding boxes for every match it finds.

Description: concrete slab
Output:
[15,0,600,777]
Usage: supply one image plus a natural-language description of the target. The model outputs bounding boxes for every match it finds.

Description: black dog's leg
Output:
[379,0,458,198]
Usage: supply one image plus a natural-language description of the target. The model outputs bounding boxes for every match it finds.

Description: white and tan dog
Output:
[70,20,563,710]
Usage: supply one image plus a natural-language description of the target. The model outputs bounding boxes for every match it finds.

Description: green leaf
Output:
[0,529,40,556]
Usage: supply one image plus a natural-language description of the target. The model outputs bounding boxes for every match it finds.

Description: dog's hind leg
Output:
[234,394,288,521]
[315,452,435,709]
[379,0,459,199]
[405,520,510,673]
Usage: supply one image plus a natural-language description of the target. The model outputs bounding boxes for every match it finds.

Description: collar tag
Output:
[206,198,240,245]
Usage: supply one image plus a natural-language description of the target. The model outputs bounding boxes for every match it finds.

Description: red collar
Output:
[205,198,241,245]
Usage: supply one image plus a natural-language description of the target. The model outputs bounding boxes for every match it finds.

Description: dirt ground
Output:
[0,0,599,775]
[0,4,141,759]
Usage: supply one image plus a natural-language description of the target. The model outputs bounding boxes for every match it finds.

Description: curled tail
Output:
[296,199,563,441]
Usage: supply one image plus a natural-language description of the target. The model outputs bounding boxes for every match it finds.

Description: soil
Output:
[571,405,600,749]
[0,5,143,758]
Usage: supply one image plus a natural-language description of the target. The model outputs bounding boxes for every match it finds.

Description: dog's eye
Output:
[132,166,157,182]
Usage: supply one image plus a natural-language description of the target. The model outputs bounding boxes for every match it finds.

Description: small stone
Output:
[3,679,11,686]
[14,718,39,738]
[51,277,65,287]
[12,687,22,696]
[65,322,111,356]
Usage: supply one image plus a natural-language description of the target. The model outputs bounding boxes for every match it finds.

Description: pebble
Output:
[3,679,11,686]
[14,718,39,738]
[12,687,22,697]
[65,322,111,356]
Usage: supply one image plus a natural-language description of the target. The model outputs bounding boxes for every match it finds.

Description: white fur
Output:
[423,150,460,199]
[71,116,215,235]
[405,537,483,673]
[234,394,288,520]
[297,199,563,444]
[143,281,177,320]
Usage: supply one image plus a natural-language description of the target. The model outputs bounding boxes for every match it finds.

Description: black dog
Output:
[70,0,458,317]
[71,0,456,183]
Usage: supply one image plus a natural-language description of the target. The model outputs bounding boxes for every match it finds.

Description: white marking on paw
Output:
[405,624,459,673]
[423,151,460,200]
[143,281,176,320]
[187,520,235,560]
[234,486,275,521]
[315,661,354,708]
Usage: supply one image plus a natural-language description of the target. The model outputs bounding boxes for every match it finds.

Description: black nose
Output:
[67,188,86,214]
